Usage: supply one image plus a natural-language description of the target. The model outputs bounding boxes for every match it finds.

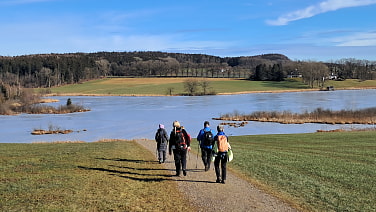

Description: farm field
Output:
[43,78,376,96]
[44,77,309,95]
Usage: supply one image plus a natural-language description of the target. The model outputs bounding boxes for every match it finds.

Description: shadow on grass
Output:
[95,157,156,163]
[78,166,216,184]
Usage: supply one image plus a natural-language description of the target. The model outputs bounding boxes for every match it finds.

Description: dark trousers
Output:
[214,152,228,181]
[173,149,187,175]
[201,148,212,170]
[158,150,166,162]
[157,143,167,162]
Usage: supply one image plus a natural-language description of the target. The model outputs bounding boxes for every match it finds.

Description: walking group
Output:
[155,120,232,184]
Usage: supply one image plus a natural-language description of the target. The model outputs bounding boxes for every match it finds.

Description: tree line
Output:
[1,51,375,91]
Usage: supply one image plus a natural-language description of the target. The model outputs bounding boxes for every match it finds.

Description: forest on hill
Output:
[0,51,375,95]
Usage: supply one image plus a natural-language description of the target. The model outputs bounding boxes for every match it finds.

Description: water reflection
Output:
[1,89,375,143]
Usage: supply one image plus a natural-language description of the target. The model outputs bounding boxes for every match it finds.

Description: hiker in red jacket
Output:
[169,121,191,176]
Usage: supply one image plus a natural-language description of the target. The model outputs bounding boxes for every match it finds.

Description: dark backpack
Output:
[156,129,166,143]
[202,130,214,146]
[173,129,187,150]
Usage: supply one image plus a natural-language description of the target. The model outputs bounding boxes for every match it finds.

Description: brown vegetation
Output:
[219,121,249,128]
[217,107,376,124]
[0,83,89,115]
[31,129,73,135]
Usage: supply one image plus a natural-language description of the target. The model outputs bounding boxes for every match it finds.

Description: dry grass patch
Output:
[0,140,195,211]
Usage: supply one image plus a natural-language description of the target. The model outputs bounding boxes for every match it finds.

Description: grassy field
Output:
[1,132,375,211]
[0,140,195,212]
[228,131,376,212]
[43,78,376,96]
[44,78,312,95]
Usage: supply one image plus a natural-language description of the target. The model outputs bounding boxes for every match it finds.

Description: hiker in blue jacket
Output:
[197,121,215,171]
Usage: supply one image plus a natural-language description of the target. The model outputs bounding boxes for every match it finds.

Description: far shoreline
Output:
[44,87,376,97]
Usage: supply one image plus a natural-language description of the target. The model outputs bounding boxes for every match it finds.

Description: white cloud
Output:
[333,31,376,46]
[266,0,376,26]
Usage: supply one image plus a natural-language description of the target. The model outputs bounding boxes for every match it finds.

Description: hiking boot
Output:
[183,170,187,176]
[175,172,180,177]
[221,180,225,184]
[216,179,221,183]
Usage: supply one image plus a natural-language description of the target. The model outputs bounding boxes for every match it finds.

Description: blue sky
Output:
[1,0,376,61]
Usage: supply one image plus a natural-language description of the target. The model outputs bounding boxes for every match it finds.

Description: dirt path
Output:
[136,139,299,212]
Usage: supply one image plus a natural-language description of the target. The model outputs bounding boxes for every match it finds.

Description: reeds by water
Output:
[218,107,376,124]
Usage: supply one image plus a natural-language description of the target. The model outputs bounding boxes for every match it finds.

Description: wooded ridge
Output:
[1,51,375,89]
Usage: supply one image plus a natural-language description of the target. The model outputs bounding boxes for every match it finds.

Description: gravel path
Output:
[136,139,299,212]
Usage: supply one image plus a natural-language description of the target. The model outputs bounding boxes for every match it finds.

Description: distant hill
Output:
[0,51,293,88]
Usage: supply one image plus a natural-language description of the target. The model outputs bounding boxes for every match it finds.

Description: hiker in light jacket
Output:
[155,124,169,163]
[197,121,215,171]
[213,125,231,184]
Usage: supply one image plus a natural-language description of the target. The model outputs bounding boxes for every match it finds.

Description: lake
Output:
[1,89,375,143]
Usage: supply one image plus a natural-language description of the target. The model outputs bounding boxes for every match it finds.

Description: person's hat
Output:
[173,121,180,128]
[159,124,164,129]
[217,125,224,132]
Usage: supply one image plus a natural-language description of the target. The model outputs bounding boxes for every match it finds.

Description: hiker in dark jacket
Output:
[155,124,169,163]
[169,121,191,176]
[213,125,231,184]
[197,121,215,171]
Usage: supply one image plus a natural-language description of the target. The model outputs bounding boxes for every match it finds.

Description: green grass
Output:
[44,78,312,95]
[208,78,310,93]
[43,78,376,96]
[325,79,376,89]
[0,140,194,211]
[228,131,376,212]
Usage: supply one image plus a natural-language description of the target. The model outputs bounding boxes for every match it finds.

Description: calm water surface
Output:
[1,89,375,143]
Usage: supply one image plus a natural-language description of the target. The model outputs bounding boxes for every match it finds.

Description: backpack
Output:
[156,129,166,143]
[173,129,187,150]
[202,130,214,146]
[217,135,229,152]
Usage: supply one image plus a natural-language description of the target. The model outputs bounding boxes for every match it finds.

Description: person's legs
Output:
[206,149,212,170]
[173,150,181,176]
[181,150,187,176]
[221,154,228,183]
[158,150,163,163]
[201,148,208,170]
[162,150,166,163]
[214,156,221,182]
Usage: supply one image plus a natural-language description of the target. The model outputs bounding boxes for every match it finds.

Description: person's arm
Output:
[197,129,203,142]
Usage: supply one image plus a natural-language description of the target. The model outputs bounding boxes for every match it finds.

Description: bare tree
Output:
[200,78,210,95]
[300,61,329,88]
[183,79,199,95]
